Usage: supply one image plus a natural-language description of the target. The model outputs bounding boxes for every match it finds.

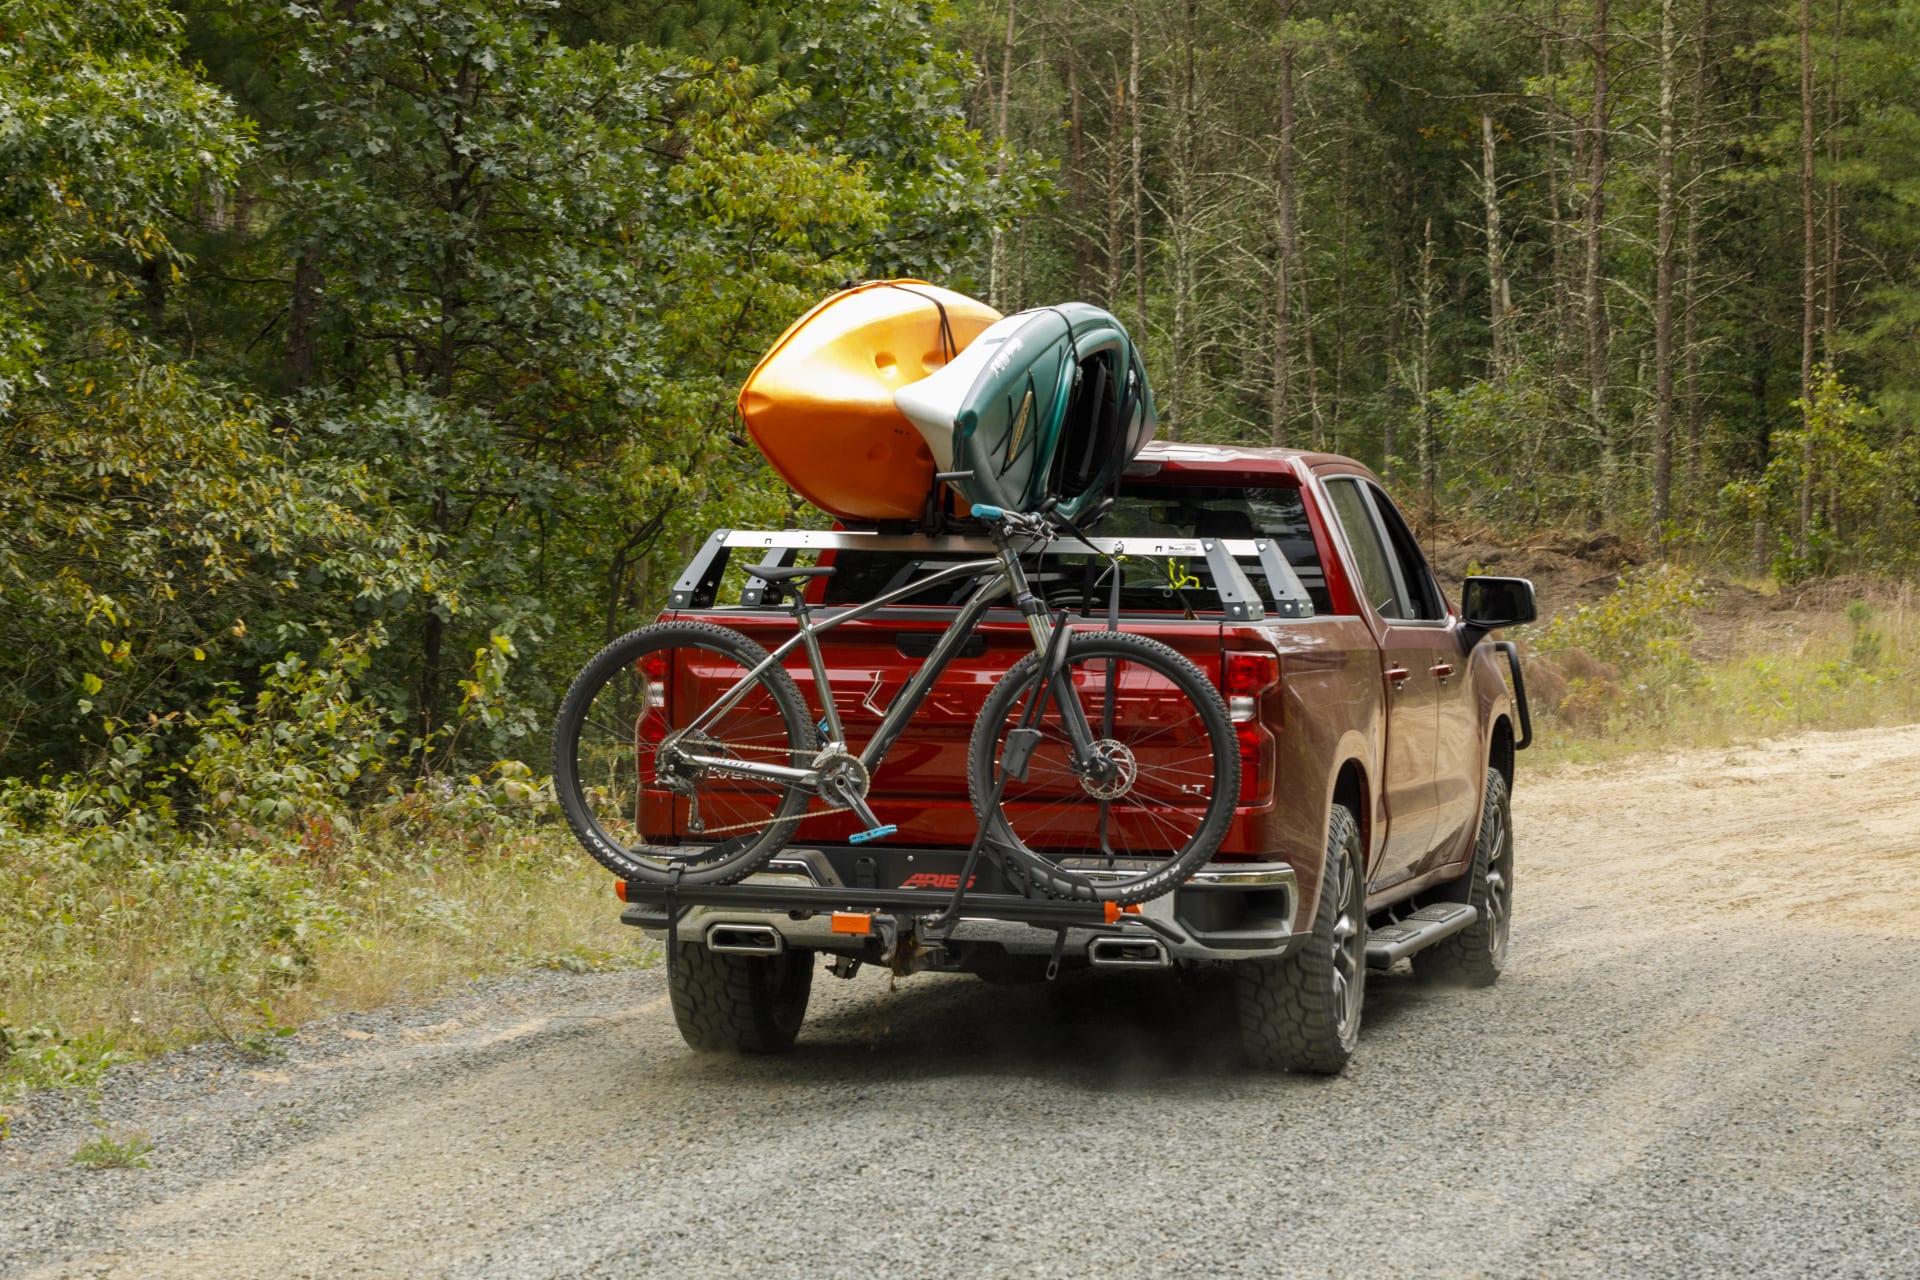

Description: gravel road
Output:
[5,725,1919,1279]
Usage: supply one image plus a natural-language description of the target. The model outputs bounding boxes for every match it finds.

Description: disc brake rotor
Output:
[1079,739,1139,800]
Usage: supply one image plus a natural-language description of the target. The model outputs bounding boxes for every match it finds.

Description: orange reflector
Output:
[831,911,874,936]
[1101,902,1143,923]
[614,879,628,902]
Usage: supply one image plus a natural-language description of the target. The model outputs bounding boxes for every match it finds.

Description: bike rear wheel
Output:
[966,632,1238,905]
[552,621,814,885]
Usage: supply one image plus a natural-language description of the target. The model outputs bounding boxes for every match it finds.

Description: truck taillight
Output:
[635,651,671,835]
[1223,651,1280,720]
[636,651,669,746]
[1236,724,1271,802]
[1222,651,1279,804]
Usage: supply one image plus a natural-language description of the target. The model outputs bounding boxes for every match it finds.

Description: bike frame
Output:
[672,535,1097,792]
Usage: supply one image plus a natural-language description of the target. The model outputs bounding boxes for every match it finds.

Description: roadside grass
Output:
[1,818,641,1106]
[71,1126,153,1170]
[1523,577,1920,764]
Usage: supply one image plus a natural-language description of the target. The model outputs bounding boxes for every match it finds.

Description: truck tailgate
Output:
[687,609,1229,849]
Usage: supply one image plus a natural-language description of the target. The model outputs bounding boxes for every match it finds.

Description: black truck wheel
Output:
[1412,768,1513,987]
[668,943,813,1054]
[1235,804,1366,1074]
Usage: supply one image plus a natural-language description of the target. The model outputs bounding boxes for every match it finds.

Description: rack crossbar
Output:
[669,526,1314,616]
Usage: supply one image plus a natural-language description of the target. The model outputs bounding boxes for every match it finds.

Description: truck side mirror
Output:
[1460,576,1537,649]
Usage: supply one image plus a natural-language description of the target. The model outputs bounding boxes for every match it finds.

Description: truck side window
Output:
[1324,478,1405,618]
[1362,483,1447,622]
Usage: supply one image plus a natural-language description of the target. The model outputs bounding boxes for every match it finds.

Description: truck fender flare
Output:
[1309,740,1374,924]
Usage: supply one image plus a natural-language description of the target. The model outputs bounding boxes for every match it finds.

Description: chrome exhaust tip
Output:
[705,923,786,955]
[1087,935,1171,969]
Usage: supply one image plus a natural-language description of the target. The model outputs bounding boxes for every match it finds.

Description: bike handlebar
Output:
[971,504,1058,539]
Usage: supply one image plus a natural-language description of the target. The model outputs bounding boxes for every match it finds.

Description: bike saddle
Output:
[744,564,836,583]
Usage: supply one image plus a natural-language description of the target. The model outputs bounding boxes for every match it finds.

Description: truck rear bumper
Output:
[619,855,1298,966]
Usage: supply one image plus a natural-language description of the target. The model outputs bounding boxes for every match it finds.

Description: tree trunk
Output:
[1416,219,1436,505]
[989,0,1017,310]
[1383,269,1402,478]
[1065,0,1088,296]
[1652,0,1678,537]
[1270,0,1298,448]
[1332,134,1351,453]
[1541,8,1573,389]
[1796,0,1816,560]
[1269,249,1291,447]
[1303,273,1325,449]
[1481,114,1510,375]
[1682,0,1709,504]
[284,249,323,394]
[1130,0,1147,339]
[1824,0,1843,356]
[1168,0,1198,439]
[1107,66,1124,307]
[1584,0,1612,519]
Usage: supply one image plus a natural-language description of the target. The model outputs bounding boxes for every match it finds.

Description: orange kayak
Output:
[738,280,1001,522]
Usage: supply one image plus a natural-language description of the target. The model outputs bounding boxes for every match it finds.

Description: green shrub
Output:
[72,1127,153,1170]
[185,632,399,837]
[0,1022,128,1099]
[1535,564,1710,675]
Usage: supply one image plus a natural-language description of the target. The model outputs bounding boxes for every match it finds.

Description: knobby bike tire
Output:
[551,620,814,885]
[966,631,1239,906]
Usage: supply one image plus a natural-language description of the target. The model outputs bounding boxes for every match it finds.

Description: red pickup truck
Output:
[620,442,1535,1073]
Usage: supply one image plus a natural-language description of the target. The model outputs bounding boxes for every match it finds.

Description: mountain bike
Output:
[551,503,1239,907]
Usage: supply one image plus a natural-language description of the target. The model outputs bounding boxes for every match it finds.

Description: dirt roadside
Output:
[3,725,1918,1279]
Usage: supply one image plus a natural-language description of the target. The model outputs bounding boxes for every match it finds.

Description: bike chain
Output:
[666,738,852,838]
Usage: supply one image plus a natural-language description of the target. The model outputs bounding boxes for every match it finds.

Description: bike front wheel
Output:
[552,621,814,885]
[966,631,1239,905]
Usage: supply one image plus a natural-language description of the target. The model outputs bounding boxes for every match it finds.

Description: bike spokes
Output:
[556,624,813,884]
[982,639,1232,882]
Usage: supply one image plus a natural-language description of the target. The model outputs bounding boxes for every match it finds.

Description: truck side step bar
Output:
[1364,902,1477,970]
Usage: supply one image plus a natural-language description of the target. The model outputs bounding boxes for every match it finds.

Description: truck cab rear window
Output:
[822,484,1329,615]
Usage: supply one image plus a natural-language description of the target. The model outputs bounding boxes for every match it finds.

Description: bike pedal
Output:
[848,824,897,845]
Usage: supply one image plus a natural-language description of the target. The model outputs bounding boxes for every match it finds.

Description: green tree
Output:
[197,0,1033,754]
[0,1,429,775]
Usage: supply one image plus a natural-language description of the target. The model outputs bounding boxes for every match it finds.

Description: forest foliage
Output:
[2,0,1034,797]
[959,0,1920,571]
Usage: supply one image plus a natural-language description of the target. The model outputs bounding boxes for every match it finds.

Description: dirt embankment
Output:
[1428,523,1913,649]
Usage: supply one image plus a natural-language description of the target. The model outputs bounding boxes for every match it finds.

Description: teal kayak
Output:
[893,303,1156,519]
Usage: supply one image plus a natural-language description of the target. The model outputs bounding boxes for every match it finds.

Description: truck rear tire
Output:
[1235,804,1366,1074]
[1412,768,1513,987]
[668,943,813,1054]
